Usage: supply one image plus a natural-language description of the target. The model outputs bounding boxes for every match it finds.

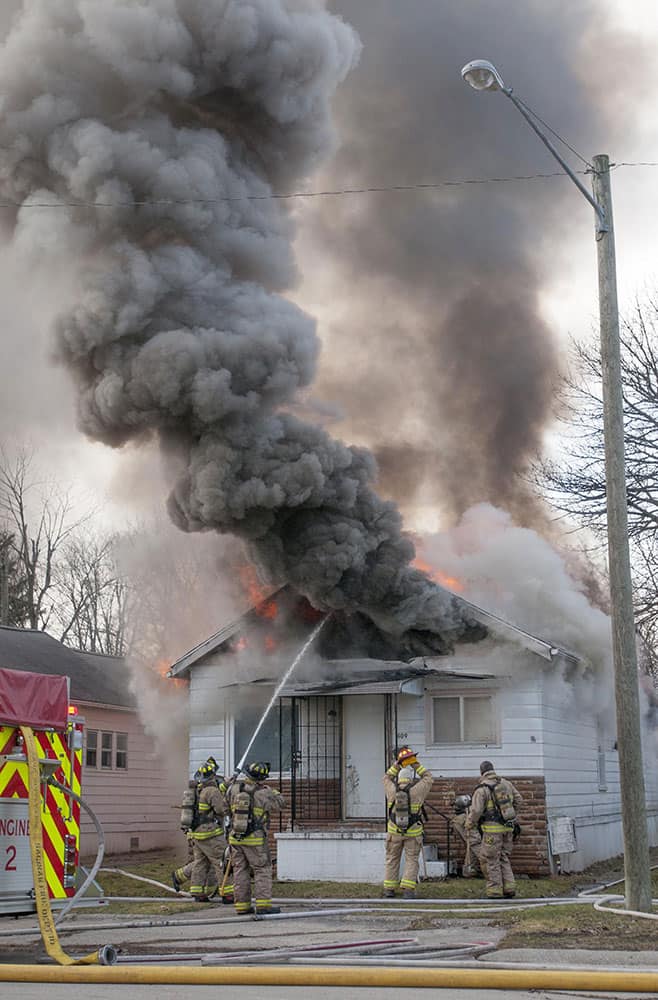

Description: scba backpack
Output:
[393,787,411,830]
[492,781,516,823]
[231,782,256,837]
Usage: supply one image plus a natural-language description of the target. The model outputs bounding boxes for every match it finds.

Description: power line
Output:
[0,161,653,209]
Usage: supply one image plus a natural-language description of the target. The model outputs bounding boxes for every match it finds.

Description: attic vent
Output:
[130,837,140,850]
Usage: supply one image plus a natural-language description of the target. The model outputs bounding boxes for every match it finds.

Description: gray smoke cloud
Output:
[301,0,646,526]
[0,0,485,656]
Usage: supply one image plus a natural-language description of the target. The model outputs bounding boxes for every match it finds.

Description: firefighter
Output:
[172,759,233,901]
[188,759,229,902]
[466,760,523,899]
[383,747,434,899]
[226,761,285,915]
[450,793,483,878]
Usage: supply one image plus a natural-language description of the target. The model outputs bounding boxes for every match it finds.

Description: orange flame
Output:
[239,565,279,619]
[264,635,278,653]
[156,658,186,689]
[413,556,464,593]
[233,636,248,652]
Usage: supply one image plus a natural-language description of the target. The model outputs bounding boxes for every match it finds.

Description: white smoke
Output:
[418,503,618,723]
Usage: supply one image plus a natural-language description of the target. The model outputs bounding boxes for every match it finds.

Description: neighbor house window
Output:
[101,732,113,769]
[85,730,98,768]
[430,693,496,745]
[115,733,128,770]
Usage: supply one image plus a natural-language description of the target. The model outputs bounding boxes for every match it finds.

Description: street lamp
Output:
[462,59,652,913]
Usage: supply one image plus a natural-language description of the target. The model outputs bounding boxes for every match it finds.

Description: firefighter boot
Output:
[402,889,416,899]
[255,905,281,915]
[383,889,396,898]
[171,870,182,894]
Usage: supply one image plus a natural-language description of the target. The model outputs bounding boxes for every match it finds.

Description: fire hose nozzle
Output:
[97,944,118,966]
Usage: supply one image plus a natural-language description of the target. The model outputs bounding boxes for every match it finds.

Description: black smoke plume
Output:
[0,2,642,654]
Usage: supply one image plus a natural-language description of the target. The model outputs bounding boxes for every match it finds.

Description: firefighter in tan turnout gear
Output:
[189,759,229,902]
[466,760,523,899]
[383,747,434,898]
[227,761,285,915]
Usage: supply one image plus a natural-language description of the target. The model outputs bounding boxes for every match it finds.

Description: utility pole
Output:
[592,154,651,913]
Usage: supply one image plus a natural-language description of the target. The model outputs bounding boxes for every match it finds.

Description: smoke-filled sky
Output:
[0,0,656,594]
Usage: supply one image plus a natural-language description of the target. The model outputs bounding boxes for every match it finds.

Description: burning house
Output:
[169,584,658,881]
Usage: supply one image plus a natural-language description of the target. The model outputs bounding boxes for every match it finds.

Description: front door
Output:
[343,695,386,818]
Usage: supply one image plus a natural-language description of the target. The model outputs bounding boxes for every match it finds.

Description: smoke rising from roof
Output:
[0,1,485,656]
[0,3,646,659]
[302,0,645,525]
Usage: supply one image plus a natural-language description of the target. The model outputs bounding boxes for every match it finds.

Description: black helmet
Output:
[454,794,472,814]
[246,761,270,781]
[199,760,218,780]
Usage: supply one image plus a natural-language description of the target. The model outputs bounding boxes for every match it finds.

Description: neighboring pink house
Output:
[0,626,179,854]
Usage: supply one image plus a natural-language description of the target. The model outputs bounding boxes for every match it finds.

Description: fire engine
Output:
[0,665,84,916]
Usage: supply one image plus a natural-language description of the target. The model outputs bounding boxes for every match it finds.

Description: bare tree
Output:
[54,532,129,655]
[0,528,29,627]
[538,299,658,673]
[0,446,91,630]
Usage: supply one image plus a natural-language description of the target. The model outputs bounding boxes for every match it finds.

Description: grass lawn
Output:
[81,847,658,950]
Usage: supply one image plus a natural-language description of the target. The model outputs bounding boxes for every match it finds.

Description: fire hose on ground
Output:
[2,964,658,990]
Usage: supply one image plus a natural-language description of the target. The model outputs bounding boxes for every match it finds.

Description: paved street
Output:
[0,986,652,1000]
[1,908,658,1000]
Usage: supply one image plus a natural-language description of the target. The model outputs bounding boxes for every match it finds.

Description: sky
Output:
[1,0,657,536]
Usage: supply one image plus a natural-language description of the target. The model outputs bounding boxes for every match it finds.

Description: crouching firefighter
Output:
[227,762,285,915]
[450,793,483,878]
[383,747,434,899]
[466,760,523,899]
[188,759,231,902]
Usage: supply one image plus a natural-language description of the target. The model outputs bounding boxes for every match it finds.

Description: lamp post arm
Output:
[502,89,608,233]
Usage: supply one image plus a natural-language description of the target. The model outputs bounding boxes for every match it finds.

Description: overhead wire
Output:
[0,161,651,211]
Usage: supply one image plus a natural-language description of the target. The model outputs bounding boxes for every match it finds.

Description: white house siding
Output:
[188,662,227,775]
[541,675,658,871]
[394,670,545,779]
[78,703,179,855]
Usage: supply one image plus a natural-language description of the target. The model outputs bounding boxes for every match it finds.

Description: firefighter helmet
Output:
[199,760,218,780]
[454,794,472,814]
[396,746,417,766]
[246,761,270,781]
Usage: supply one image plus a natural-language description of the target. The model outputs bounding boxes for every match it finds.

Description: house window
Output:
[101,732,113,769]
[234,703,293,773]
[85,730,98,769]
[116,733,128,770]
[430,693,496,745]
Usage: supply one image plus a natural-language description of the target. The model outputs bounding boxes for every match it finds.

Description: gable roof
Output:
[168,585,580,679]
[0,626,137,709]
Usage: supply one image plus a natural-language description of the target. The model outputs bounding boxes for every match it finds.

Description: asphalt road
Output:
[0,983,648,1000]
[0,987,651,1000]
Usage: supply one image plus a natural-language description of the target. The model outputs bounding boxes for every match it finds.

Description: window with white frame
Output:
[429,693,497,745]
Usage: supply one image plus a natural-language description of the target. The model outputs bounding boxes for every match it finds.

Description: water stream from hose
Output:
[235,616,329,775]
